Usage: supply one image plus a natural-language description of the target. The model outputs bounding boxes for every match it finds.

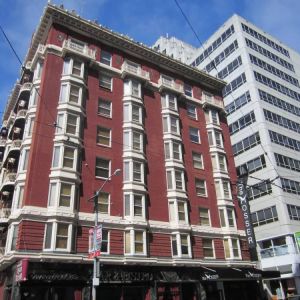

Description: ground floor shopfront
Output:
[0,260,279,300]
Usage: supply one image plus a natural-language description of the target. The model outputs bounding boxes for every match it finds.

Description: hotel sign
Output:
[237,166,258,261]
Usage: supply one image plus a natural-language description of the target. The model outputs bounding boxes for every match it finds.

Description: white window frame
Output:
[29,87,39,107]
[189,127,200,143]
[6,223,19,252]
[97,126,111,147]
[195,178,207,197]
[33,60,43,81]
[24,116,35,138]
[162,115,180,135]
[184,84,193,97]
[171,233,191,258]
[124,103,143,125]
[123,129,143,153]
[168,200,188,224]
[59,82,83,106]
[47,181,76,209]
[210,109,220,125]
[12,185,25,210]
[215,179,232,200]
[161,93,178,111]
[224,238,241,259]
[203,238,215,258]
[63,57,85,78]
[187,103,197,119]
[100,50,112,66]
[18,147,30,172]
[164,141,182,161]
[124,229,146,256]
[95,157,111,179]
[166,169,185,191]
[51,144,78,171]
[192,152,204,169]
[98,98,112,118]
[219,208,236,228]
[124,79,142,98]
[123,159,144,183]
[208,130,223,148]
[98,192,110,215]
[124,193,145,219]
[43,222,73,252]
[56,112,80,137]
[99,73,112,90]
[199,207,211,226]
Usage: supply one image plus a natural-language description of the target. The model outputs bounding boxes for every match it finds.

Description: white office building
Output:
[154,14,300,299]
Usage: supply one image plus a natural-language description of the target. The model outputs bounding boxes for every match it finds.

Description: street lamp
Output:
[88,168,121,300]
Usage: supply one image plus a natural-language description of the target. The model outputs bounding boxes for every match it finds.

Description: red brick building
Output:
[0,4,274,300]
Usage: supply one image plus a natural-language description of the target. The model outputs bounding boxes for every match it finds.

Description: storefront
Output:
[3,260,279,300]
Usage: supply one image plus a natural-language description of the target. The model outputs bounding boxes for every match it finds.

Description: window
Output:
[171,234,191,257]
[187,103,197,119]
[184,84,193,97]
[208,130,223,148]
[166,169,185,191]
[124,130,143,152]
[203,238,214,258]
[269,130,300,152]
[219,208,235,227]
[59,83,83,106]
[223,73,247,97]
[124,230,146,255]
[247,180,272,200]
[192,152,203,169]
[287,204,300,221]
[229,111,256,135]
[29,87,39,107]
[215,180,232,199]
[169,200,188,223]
[51,145,77,170]
[99,73,112,90]
[97,126,111,147]
[224,238,240,259]
[225,91,251,116]
[275,153,300,173]
[210,110,219,125]
[164,141,182,161]
[101,229,109,253]
[124,79,141,98]
[251,206,278,227]
[13,185,24,210]
[189,127,200,143]
[236,155,266,175]
[232,132,260,156]
[100,50,112,66]
[48,181,75,209]
[63,57,84,78]
[161,93,177,111]
[98,192,109,214]
[199,207,210,226]
[124,103,143,125]
[163,115,179,135]
[124,193,145,219]
[95,157,110,178]
[56,113,80,137]
[9,224,19,251]
[124,160,144,183]
[211,154,227,172]
[33,60,43,81]
[281,177,300,195]
[217,56,242,80]
[19,148,30,171]
[98,99,112,118]
[24,116,35,138]
[44,222,72,251]
[195,179,207,197]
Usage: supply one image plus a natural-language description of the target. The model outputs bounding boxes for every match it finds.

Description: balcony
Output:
[158,75,184,94]
[19,82,32,94]
[16,109,27,119]
[0,208,11,222]
[121,60,150,81]
[0,172,17,191]
[260,245,289,258]
[62,39,96,60]
[202,93,224,110]
[0,139,6,147]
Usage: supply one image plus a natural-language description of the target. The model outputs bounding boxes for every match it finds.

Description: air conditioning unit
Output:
[8,158,16,165]
[14,127,21,134]
[18,100,26,108]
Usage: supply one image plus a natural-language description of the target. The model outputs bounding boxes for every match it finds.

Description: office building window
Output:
[281,177,300,195]
[232,132,260,156]
[247,180,272,201]
[225,91,251,116]
[229,111,255,135]
[287,204,300,221]
[251,206,278,227]
[269,130,300,152]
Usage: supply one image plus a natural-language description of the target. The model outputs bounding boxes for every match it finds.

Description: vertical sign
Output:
[237,166,258,261]
[88,225,102,258]
[15,258,28,282]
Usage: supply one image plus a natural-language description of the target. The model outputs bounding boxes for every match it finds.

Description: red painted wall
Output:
[18,221,45,251]
[149,233,172,257]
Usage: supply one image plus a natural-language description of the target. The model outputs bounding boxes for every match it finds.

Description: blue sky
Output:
[1,0,300,117]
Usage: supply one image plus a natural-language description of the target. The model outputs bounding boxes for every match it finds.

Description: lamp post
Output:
[89,168,121,300]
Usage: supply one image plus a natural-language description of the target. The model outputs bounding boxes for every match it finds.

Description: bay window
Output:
[124,230,146,255]
[124,193,145,219]
[171,233,191,257]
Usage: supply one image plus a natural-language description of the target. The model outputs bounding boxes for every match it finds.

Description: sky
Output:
[1,0,300,117]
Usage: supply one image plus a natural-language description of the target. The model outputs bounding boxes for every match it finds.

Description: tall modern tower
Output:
[154,14,300,299]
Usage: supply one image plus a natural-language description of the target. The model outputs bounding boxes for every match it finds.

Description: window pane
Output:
[66,115,77,135]
[97,127,110,146]
[63,147,75,168]
[95,158,110,178]
[59,183,71,207]
[70,85,80,103]
[44,223,52,249]
[125,231,131,253]
[98,99,111,117]
[172,236,178,256]
[56,224,69,249]
[98,192,109,214]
